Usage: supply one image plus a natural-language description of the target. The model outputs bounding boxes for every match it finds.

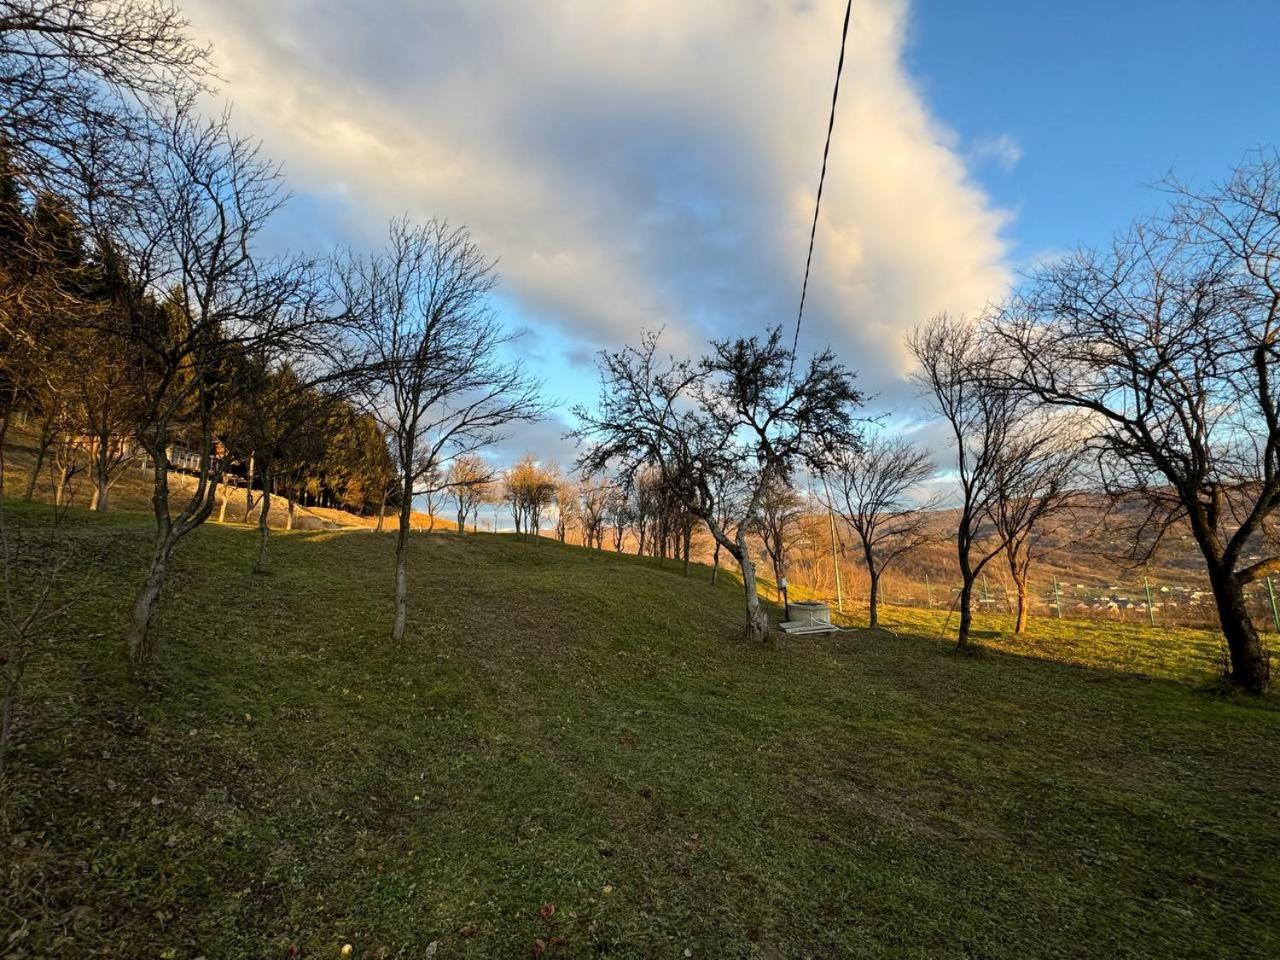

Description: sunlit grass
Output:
[2,502,1276,959]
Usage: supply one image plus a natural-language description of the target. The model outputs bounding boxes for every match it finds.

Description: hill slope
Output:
[0,422,453,532]
[2,505,1277,959]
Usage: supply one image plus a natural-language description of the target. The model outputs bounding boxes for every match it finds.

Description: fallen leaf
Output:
[538,903,556,919]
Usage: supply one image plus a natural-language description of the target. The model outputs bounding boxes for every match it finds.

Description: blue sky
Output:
[910,0,1278,261]
[184,0,1278,465]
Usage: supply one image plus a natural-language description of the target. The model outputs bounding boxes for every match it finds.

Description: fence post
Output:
[1143,577,1156,627]
[1267,576,1280,634]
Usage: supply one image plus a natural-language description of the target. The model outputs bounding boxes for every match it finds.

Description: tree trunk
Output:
[738,547,770,642]
[88,438,108,511]
[127,533,174,662]
[285,497,296,531]
[52,456,72,507]
[376,491,387,532]
[391,480,412,642]
[21,455,40,500]
[1210,566,1271,693]
[22,416,56,500]
[956,578,974,651]
[1014,578,1029,634]
[1004,541,1031,635]
[711,541,721,584]
[254,473,272,573]
[218,475,231,523]
[868,568,881,629]
[125,442,183,663]
[242,453,256,522]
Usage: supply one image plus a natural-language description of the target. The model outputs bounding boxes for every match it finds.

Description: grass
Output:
[2,501,1278,959]
[830,604,1250,688]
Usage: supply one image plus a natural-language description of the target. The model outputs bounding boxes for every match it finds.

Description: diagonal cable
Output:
[789,0,853,374]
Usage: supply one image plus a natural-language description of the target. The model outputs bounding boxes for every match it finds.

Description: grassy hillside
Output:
[0,423,452,532]
[2,503,1277,959]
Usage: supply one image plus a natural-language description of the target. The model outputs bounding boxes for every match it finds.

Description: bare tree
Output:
[576,327,862,642]
[73,337,143,512]
[825,434,939,629]
[992,151,1280,692]
[0,0,210,202]
[666,471,699,575]
[336,218,543,642]
[632,467,658,556]
[23,174,143,513]
[706,463,746,585]
[553,477,578,542]
[0,156,90,496]
[578,476,609,549]
[525,460,557,538]
[502,466,523,534]
[988,419,1082,633]
[89,106,312,662]
[446,453,491,535]
[909,314,1022,651]
[755,475,802,602]
[503,454,556,539]
[419,460,444,532]
[607,479,632,552]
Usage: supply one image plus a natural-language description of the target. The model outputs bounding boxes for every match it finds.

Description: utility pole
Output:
[1267,576,1280,634]
[820,475,844,614]
[925,574,932,609]
[1052,575,1062,619]
[1143,576,1156,627]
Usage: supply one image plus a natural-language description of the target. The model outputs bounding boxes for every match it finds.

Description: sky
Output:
[181,0,1280,470]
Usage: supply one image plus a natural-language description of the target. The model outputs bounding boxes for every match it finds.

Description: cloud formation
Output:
[185,0,1012,415]
[969,133,1024,172]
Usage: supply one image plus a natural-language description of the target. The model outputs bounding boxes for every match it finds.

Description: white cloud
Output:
[183,0,1013,415]
[969,133,1024,172]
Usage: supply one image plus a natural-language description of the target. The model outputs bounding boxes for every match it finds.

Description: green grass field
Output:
[2,503,1277,959]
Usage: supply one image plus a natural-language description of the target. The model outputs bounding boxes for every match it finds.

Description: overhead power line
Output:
[789,0,853,371]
